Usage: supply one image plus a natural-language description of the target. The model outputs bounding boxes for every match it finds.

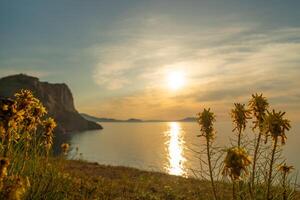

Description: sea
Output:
[58,122,300,182]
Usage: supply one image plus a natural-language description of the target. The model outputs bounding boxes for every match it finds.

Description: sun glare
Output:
[167,71,185,90]
[166,122,186,176]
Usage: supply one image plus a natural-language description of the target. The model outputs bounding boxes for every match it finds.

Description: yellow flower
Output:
[248,93,269,130]
[231,103,251,133]
[43,117,56,133]
[223,147,251,180]
[278,163,294,174]
[61,143,70,155]
[263,110,291,144]
[197,108,216,140]
[5,176,30,200]
[2,104,9,111]
[0,157,10,179]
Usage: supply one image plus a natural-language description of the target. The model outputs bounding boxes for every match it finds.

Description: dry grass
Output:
[63,159,232,200]
[62,160,300,200]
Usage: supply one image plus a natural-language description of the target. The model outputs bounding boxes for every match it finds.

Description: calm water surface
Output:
[67,122,300,178]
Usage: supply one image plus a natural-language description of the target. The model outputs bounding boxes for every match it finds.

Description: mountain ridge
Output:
[81,113,197,122]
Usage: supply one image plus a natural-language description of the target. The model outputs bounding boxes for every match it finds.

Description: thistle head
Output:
[231,103,251,133]
[197,108,216,140]
[263,109,291,145]
[222,147,251,180]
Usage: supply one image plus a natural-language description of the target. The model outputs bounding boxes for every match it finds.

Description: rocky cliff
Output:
[0,74,102,133]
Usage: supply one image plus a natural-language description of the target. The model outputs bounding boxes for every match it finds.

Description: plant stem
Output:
[237,128,243,200]
[266,137,278,200]
[282,172,287,200]
[250,131,262,194]
[238,128,241,147]
[206,138,218,200]
[232,180,236,200]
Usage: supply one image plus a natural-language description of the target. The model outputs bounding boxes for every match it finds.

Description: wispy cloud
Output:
[86,15,300,120]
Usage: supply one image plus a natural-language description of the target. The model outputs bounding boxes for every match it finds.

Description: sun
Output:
[167,71,185,90]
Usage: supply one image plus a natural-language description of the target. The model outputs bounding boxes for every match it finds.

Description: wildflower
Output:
[223,147,251,180]
[42,118,56,156]
[14,110,25,122]
[61,143,70,155]
[197,108,218,200]
[197,108,216,140]
[0,124,5,139]
[43,117,56,133]
[0,158,10,190]
[2,104,9,111]
[4,176,30,200]
[32,105,47,118]
[278,163,294,200]
[231,103,251,147]
[231,103,251,133]
[248,93,269,190]
[0,157,10,179]
[248,93,269,130]
[263,110,291,145]
[278,163,294,174]
[264,110,291,199]
[14,89,46,124]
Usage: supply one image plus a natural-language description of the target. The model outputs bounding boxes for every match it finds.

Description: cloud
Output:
[87,15,300,120]
[91,14,255,90]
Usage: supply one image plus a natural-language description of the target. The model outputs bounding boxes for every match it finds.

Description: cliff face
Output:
[0,74,102,133]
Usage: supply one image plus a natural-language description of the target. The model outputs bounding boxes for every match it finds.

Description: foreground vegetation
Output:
[0,90,299,199]
[196,94,299,200]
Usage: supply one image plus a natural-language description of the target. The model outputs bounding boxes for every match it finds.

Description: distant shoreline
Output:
[80,113,197,123]
[96,120,196,123]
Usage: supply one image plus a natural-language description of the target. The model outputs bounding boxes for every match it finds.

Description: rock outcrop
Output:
[0,74,102,133]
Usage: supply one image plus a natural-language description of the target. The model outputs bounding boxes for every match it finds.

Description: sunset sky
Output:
[1,0,300,121]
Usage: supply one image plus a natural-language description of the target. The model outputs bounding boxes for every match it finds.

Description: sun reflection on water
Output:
[165,122,186,176]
